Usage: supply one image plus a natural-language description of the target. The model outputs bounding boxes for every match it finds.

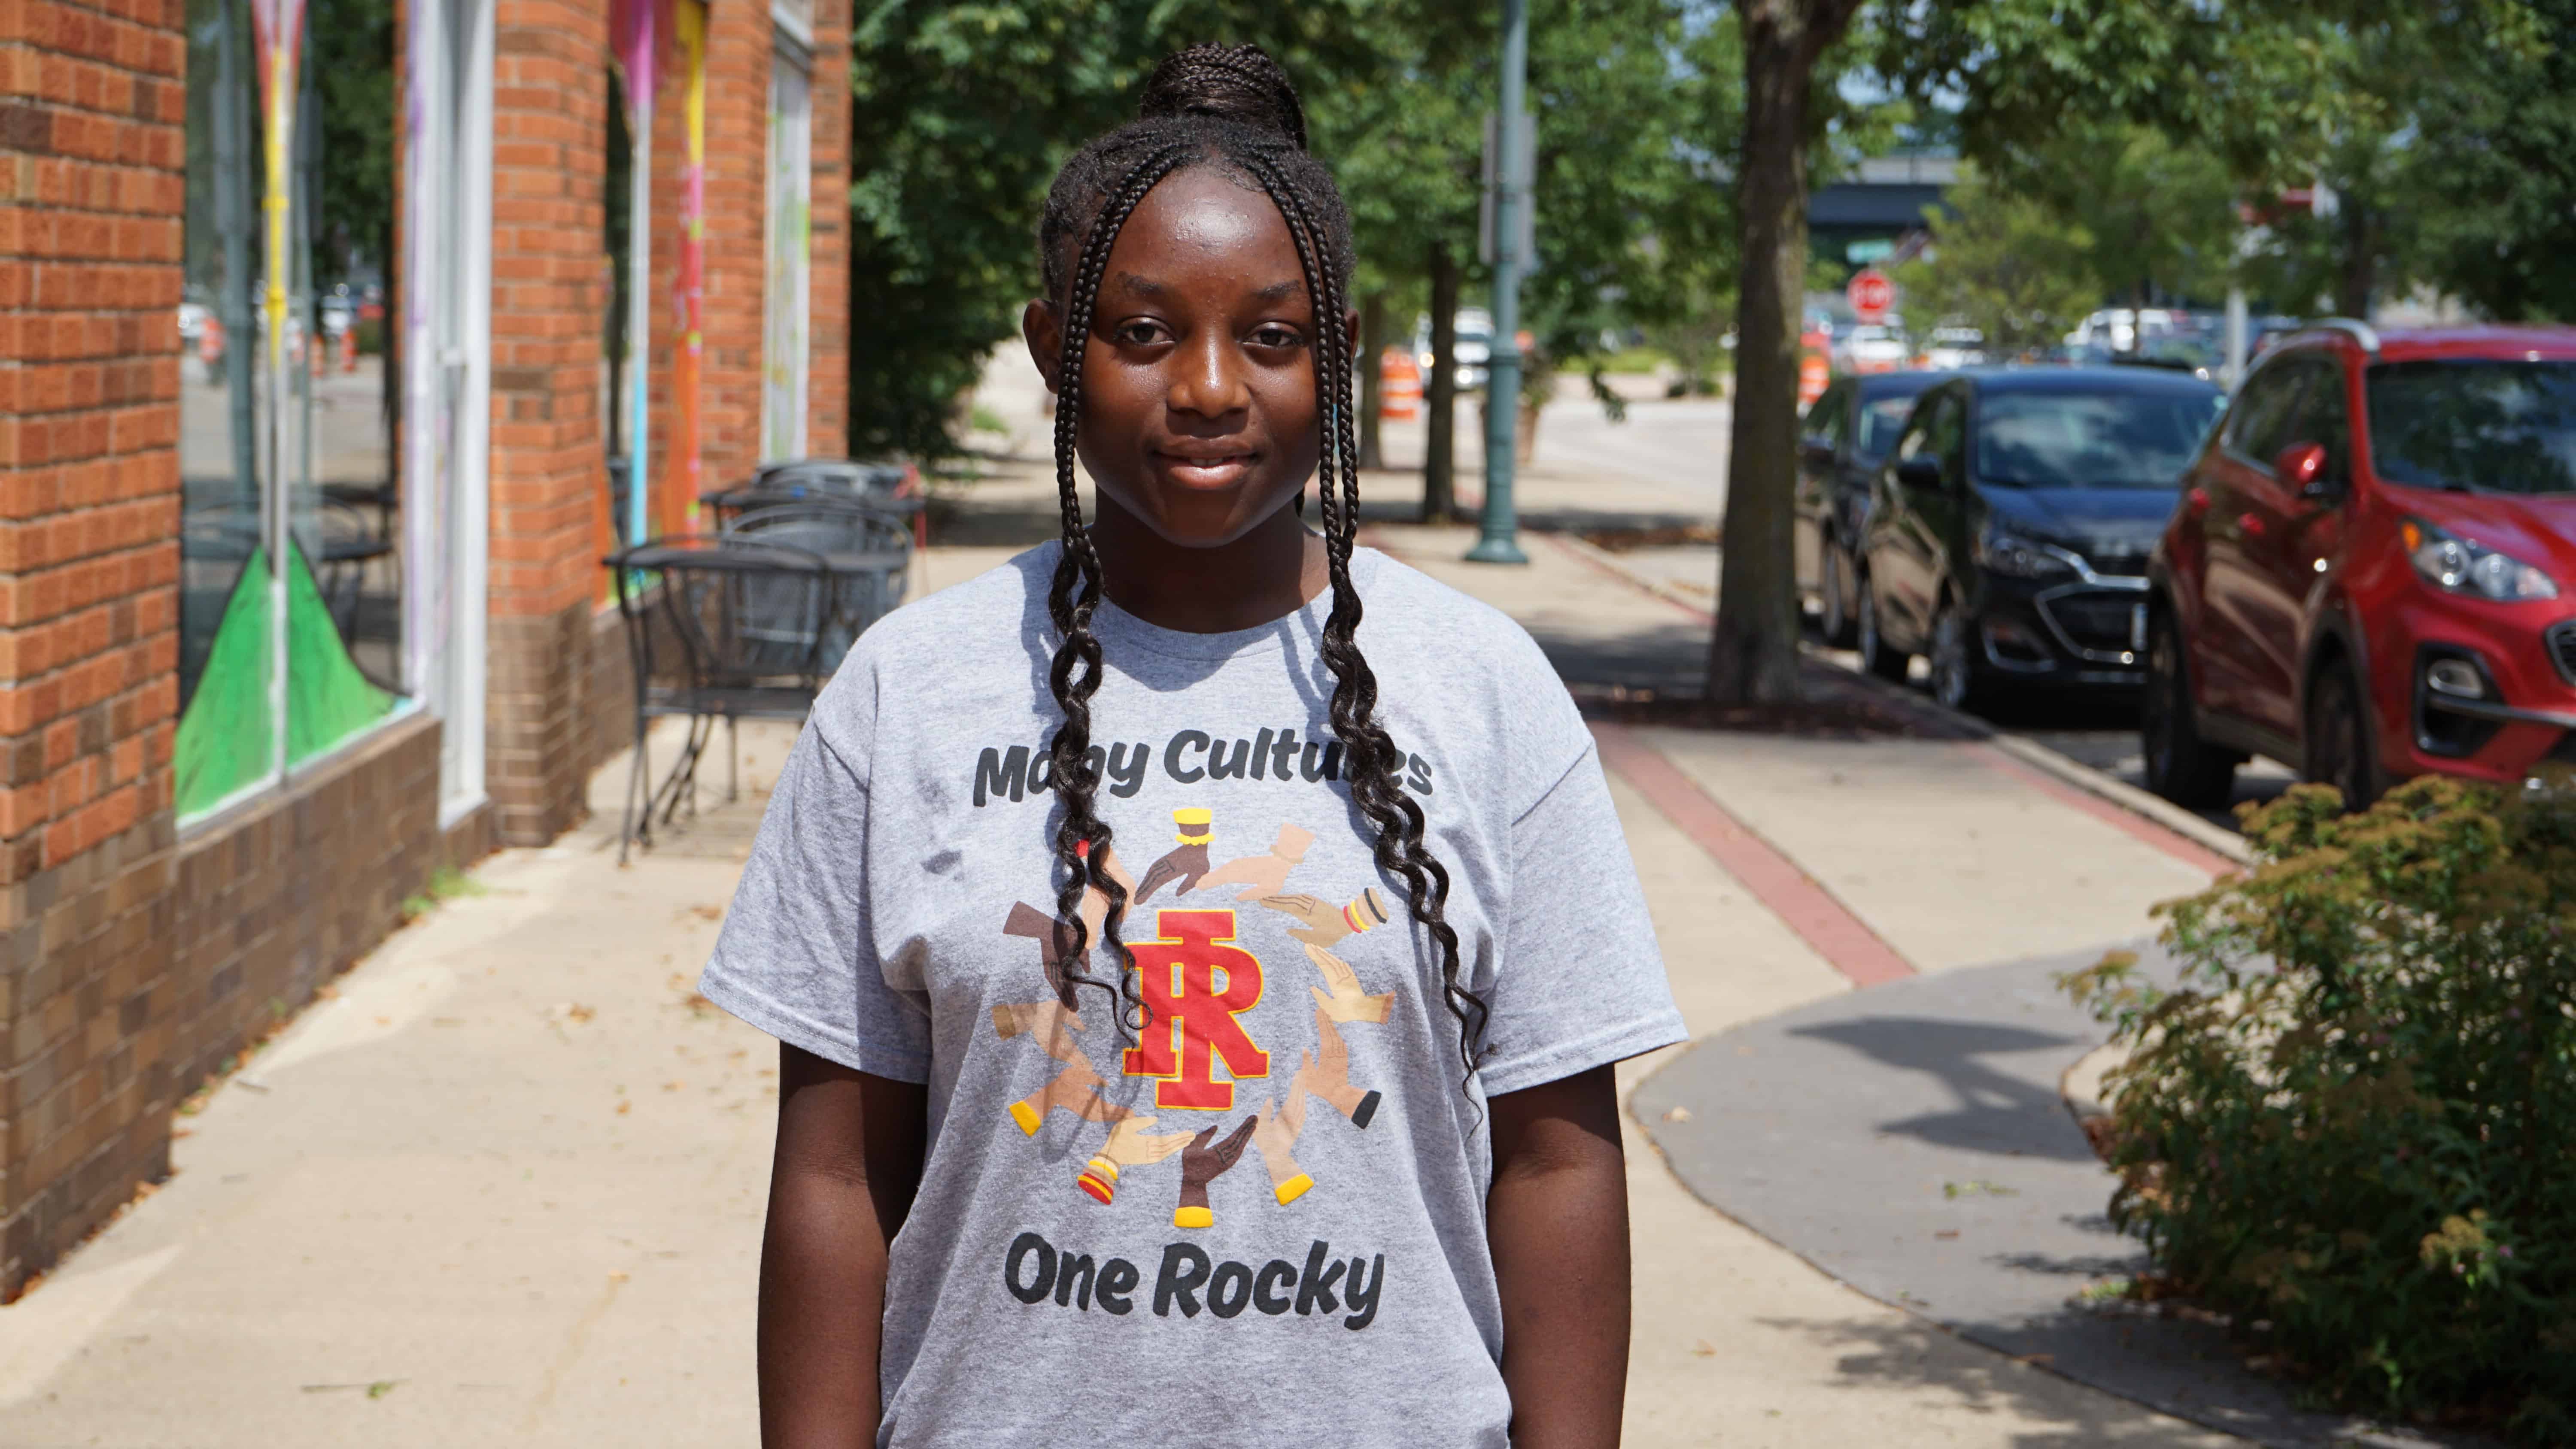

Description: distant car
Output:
[1795,370,1944,646]
[1839,324,1909,375]
[1854,367,2228,711]
[2144,322,2576,809]
[1920,326,1987,370]
[1416,307,1494,391]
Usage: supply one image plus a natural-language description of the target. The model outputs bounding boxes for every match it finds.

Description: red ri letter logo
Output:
[1123,909,1270,1109]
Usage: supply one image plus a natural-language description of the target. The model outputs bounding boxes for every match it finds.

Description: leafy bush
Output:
[2065,777,2576,1442]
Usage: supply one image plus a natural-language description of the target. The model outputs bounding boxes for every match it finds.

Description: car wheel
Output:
[2303,661,2381,812]
[1817,541,1858,649]
[2140,612,2239,809]
[1854,567,1909,682]
[1927,597,1999,714]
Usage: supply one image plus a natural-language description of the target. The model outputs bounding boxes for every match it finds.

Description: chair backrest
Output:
[723,503,912,658]
[751,457,908,500]
[608,537,835,693]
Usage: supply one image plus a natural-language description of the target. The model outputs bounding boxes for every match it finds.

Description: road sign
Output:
[1848,268,1894,323]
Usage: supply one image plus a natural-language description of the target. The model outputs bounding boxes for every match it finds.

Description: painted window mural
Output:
[179,0,409,820]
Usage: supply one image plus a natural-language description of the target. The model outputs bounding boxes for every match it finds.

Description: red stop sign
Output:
[1847,268,1894,322]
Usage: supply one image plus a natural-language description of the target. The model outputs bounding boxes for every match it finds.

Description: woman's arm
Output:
[1488,1063,1631,1448]
[759,1043,929,1448]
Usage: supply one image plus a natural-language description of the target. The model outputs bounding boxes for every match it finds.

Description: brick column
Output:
[804,0,848,456]
[0,0,187,1300]
[485,0,610,844]
[696,1,768,487]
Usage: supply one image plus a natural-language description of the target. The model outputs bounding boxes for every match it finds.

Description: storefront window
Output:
[177,0,407,822]
[761,18,811,461]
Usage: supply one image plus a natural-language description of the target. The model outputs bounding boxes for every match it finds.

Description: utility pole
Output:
[1466,0,1530,565]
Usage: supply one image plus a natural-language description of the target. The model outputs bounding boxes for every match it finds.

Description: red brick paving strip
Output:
[1591,721,1917,988]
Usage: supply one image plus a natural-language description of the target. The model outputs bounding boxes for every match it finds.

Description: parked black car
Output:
[1854,367,2227,711]
[1795,370,1944,645]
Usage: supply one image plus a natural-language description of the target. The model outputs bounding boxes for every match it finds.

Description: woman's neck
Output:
[1087,494,1331,634]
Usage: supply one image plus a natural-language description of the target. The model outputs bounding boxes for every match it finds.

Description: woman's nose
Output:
[1167,331,1250,418]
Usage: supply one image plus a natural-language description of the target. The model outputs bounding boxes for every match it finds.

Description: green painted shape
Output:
[284,543,394,764]
[173,549,276,818]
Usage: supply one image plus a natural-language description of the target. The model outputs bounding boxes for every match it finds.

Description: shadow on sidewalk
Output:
[1760,1313,2251,1449]
[1787,1017,2096,1164]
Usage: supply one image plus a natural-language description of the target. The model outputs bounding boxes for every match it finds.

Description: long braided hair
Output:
[1035,44,1489,1088]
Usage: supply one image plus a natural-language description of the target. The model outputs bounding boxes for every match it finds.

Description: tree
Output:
[1704,0,1867,705]
[1705,0,2538,704]
[2396,0,2573,321]
[1889,164,2099,355]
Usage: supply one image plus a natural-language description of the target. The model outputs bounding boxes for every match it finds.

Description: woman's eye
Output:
[1112,321,1168,346]
[1250,326,1306,350]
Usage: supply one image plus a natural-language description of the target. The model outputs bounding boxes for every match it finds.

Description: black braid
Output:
[1035,45,1489,1086]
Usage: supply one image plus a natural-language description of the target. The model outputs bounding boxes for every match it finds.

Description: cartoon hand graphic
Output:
[1003,900,1088,1009]
[1007,1056,1109,1136]
[1258,887,1388,949]
[1134,808,1214,903]
[1250,1088,1312,1205]
[1193,824,1316,900]
[1301,1009,1382,1129]
[1303,942,1394,1024]
[991,1000,1088,1065]
[1075,1114,1195,1206]
[1171,1118,1258,1228]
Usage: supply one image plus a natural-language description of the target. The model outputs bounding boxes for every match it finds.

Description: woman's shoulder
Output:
[1353,546,1558,685]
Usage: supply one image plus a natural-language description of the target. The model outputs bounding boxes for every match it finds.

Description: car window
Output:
[1897,392,1964,485]
[2224,361,2310,464]
[2366,359,2576,496]
[1975,387,2228,489]
[1855,394,1920,462]
[2285,360,2352,486]
[1804,382,1850,446]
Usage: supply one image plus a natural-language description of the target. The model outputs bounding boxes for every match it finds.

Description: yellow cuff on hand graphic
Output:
[1009,1100,1043,1136]
[1173,1205,1214,1229]
[1273,1173,1313,1205]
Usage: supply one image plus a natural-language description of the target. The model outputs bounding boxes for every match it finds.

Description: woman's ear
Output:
[1023,299,1065,395]
[1343,308,1362,360]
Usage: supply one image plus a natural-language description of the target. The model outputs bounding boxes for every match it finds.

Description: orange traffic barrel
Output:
[1381,347,1421,421]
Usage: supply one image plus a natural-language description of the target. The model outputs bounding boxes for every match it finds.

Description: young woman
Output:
[701,43,1683,1447]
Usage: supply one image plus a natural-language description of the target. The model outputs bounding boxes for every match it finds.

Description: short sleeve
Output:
[1473,742,1688,1097]
[698,718,933,1082]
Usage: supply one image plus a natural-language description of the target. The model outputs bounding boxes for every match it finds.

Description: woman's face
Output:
[1025,166,1349,549]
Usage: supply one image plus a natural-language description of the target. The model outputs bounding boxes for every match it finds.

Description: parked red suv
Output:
[2144,322,2576,808]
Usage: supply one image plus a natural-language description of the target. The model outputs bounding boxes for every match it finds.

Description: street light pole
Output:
[1466,0,1530,565]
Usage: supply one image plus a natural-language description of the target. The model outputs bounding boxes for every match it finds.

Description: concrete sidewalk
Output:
[0,533,2252,1447]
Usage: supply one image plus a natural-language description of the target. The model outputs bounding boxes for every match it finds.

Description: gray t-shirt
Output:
[702,542,1683,1447]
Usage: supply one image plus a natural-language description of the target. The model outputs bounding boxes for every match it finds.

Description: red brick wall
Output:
[486,0,611,843]
[805,0,848,457]
[0,0,188,1299]
[693,0,767,487]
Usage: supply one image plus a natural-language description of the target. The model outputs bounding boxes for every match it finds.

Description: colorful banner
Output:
[671,0,707,534]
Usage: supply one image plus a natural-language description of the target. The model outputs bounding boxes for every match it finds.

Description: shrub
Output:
[2064,776,2576,1442]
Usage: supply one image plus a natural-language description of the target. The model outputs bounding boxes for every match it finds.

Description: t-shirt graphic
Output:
[700,543,1685,1448]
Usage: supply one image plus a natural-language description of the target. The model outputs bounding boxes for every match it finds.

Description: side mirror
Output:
[1895,456,1944,491]
[2273,442,2333,497]
[1800,439,1837,469]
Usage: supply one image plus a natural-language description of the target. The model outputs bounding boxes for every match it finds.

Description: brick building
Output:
[0,0,851,1297]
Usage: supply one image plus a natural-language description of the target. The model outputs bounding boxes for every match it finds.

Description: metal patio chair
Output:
[722,501,913,673]
[605,535,833,862]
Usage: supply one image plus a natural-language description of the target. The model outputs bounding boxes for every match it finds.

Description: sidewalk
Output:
[0,532,2257,1447]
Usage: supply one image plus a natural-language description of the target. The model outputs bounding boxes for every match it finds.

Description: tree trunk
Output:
[1358,292,1385,471]
[1707,3,1827,705]
[1423,246,1461,523]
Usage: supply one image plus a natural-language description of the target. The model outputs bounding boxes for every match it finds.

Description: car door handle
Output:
[2237,512,2266,540]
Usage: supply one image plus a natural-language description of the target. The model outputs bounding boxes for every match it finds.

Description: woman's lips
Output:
[1153,450,1258,490]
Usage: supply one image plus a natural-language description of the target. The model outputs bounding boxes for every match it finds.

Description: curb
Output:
[1537,529,2254,869]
